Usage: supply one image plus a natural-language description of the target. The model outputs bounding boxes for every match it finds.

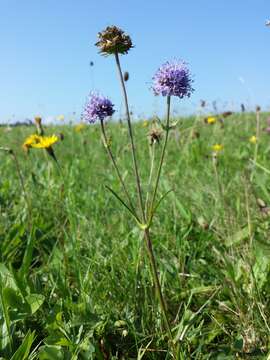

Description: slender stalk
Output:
[100,119,136,214]
[251,109,260,181]
[46,147,63,177]
[11,150,30,212]
[114,53,174,355]
[114,52,145,221]
[183,105,201,153]
[145,143,156,218]
[149,96,171,219]
[212,155,223,198]
[0,148,31,220]
[212,154,230,235]
[144,228,173,342]
[255,109,260,159]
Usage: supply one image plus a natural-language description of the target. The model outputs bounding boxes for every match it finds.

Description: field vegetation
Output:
[0,111,270,359]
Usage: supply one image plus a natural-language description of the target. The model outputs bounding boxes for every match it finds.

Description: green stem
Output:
[8,150,32,225]
[100,119,136,215]
[212,156,223,198]
[12,152,29,207]
[114,52,145,221]
[114,54,174,355]
[251,109,260,181]
[145,143,156,218]
[149,96,171,219]
[144,228,174,343]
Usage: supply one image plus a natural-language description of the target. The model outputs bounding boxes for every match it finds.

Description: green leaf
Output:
[10,330,35,360]
[233,337,244,351]
[105,185,140,223]
[0,287,13,351]
[38,345,64,360]
[45,333,70,347]
[26,293,45,314]
[0,263,17,289]
[19,229,35,279]
[253,243,270,290]
[149,189,173,224]
[3,287,24,310]
[225,226,249,247]
[162,179,191,222]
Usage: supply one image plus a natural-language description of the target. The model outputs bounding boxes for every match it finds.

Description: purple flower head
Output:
[82,92,115,123]
[152,60,194,98]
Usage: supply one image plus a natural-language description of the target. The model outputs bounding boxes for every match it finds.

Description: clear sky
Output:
[0,0,269,122]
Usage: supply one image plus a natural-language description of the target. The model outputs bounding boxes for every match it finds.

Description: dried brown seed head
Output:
[148,127,163,146]
[95,25,133,56]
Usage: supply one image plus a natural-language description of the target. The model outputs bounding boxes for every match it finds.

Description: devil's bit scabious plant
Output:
[92,25,194,358]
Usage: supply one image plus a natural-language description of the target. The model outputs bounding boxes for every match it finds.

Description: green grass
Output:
[0,113,270,359]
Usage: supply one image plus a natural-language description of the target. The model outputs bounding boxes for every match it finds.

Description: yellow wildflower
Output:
[74,123,86,133]
[142,120,148,128]
[57,114,65,121]
[249,135,257,144]
[23,134,41,150]
[23,134,59,150]
[206,116,216,125]
[32,135,59,148]
[212,144,223,152]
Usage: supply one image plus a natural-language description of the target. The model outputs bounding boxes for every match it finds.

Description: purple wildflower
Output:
[152,60,194,98]
[82,92,115,123]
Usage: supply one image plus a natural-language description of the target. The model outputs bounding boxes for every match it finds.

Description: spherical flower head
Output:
[152,60,194,98]
[95,25,133,56]
[82,92,115,123]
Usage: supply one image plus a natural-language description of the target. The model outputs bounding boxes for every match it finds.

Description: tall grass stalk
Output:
[251,108,261,181]
[0,147,31,222]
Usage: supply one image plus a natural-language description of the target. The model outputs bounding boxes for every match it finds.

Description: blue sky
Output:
[0,0,269,122]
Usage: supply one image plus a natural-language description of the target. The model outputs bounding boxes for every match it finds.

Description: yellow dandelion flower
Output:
[249,135,257,144]
[206,116,217,124]
[142,120,148,128]
[212,144,223,152]
[74,123,86,133]
[23,134,59,150]
[32,135,59,149]
[23,134,41,150]
[57,114,65,121]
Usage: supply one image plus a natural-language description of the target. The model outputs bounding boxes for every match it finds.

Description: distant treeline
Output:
[0,120,33,127]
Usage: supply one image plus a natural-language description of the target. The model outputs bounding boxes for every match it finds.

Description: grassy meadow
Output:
[0,112,270,359]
